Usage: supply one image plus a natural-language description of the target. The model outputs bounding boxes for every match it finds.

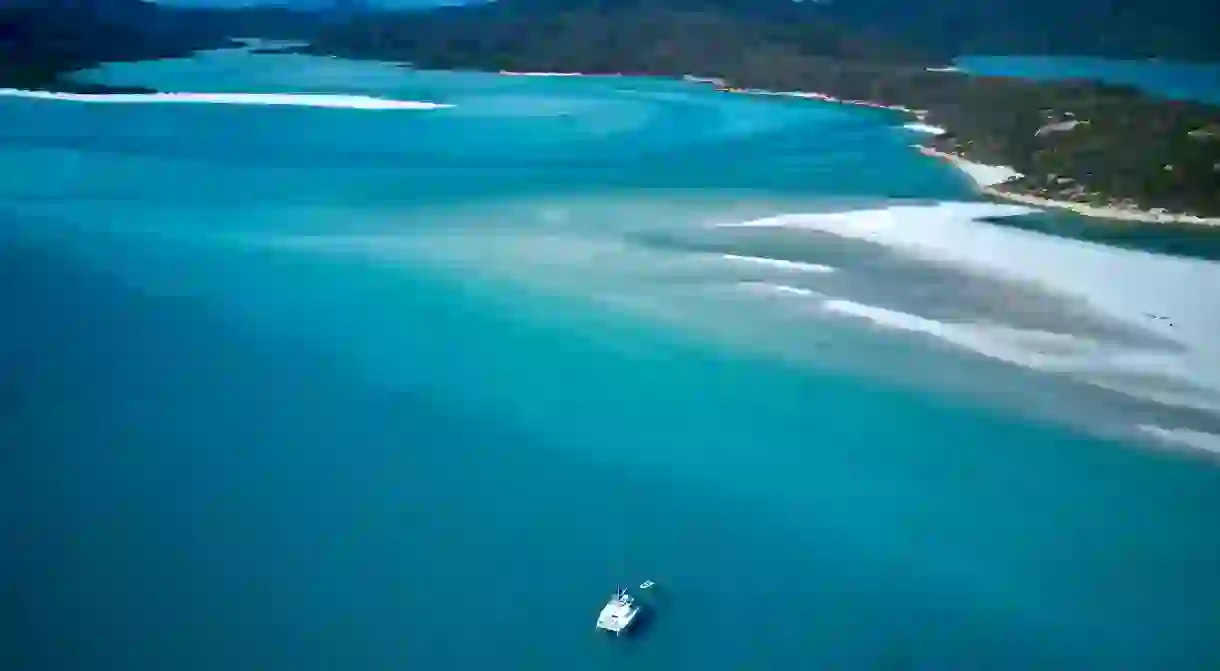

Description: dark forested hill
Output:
[0,0,232,90]
[295,4,942,72]
[0,0,329,91]
[493,0,1220,62]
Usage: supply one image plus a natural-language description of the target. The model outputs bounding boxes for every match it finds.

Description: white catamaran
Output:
[595,581,654,636]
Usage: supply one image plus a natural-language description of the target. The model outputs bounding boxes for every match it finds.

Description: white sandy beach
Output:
[980,188,1220,227]
[0,89,453,110]
[914,145,1220,225]
[915,146,1024,187]
[903,122,948,136]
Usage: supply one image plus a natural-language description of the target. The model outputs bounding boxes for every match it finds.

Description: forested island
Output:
[3,0,1218,221]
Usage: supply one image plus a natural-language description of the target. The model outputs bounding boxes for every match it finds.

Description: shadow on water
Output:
[982,210,1220,261]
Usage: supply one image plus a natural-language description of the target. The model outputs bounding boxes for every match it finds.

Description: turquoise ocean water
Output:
[957,55,1220,104]
[5,46,1220,670]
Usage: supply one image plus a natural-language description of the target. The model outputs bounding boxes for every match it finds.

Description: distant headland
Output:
[4,1,1218,224]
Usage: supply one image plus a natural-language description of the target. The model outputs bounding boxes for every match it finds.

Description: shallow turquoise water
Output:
[5,47,1220,670]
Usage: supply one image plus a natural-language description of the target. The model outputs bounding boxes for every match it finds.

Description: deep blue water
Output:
[5,47,1220,670]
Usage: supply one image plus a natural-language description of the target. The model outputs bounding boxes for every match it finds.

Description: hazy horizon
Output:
[149,0,468,7]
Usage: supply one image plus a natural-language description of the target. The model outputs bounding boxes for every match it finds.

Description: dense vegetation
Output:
[0,0,320,92]
[825,67,1220,216]
[1,0,220,91]
[294,5,940,71]
[2,0,1218,216]
[426,0,1220,62]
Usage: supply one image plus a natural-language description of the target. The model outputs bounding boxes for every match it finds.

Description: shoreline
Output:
[673,76,1220,228]
[980,188,1220,227]
[22,50,1214,228]
[487,67,1220,226]
[914,146,1220,226]
[913,145,1024,187]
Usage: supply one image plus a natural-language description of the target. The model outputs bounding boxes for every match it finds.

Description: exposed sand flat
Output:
[0,89,453,110]
[498,71,586,77]
[720,253,836,274]
[710,201,1220,449]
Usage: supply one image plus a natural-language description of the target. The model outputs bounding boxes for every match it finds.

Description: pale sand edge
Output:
[980,188,1220,227]
[915,146,1220,227]
[0,88,452,110]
